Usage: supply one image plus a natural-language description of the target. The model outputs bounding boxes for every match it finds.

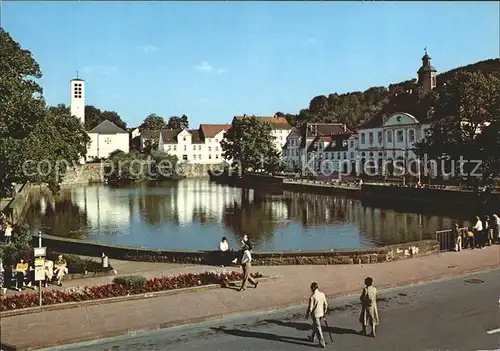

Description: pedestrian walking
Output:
[0,257,5,296]
[359,277,379,337]
[492,214,500,244]
[305,282,327,348]
[4,222,12,245]
[452,223,462,252]
[473,216,483,248]
[238,243,258,291]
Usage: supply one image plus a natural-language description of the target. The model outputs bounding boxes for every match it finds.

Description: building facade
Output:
[87,120,130,161]
[70,78,85,125]
[69,76,130,162]
[283,123,353,174]
[282,50,438,177]
[158,124,231,164]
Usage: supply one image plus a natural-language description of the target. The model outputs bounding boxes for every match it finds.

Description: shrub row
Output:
[0,270,263,311]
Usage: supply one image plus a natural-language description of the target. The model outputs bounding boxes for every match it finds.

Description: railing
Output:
[435,227,468,251]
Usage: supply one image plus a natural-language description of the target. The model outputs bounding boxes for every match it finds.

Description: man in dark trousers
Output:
[306,282,328,348]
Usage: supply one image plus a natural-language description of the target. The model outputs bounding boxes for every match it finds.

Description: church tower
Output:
[70,74,85,125]
[417,48,437,94]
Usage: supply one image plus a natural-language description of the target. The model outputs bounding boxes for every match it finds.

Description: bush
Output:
[0,271,264,311]
[113,275,147,288]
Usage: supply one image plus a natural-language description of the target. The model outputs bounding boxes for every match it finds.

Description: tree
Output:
[416,71,500,182]
[166,114,189,130]
[22,104,90,192]
[0,29,89,195]
[220,116,279,173]
[84,105,127,131]
[0,28,45,196]
[140,113,166,130]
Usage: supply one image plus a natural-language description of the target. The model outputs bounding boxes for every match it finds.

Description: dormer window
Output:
[183,136,186,141]
[342,140,348,147]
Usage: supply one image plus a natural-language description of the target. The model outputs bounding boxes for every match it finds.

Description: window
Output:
[198,145,201,150]
[168,145,171,151]
[342,140,348,147]
[350,152,354,159]
[409,129,415,142]
[368,132,373,145]
[209,154,212,159]
[387,130,393,143]
[208,146,212,152]
[350,141,354,148]
[183,136,186,141]
[343,152,347,159]
[104,137,112,144]
[193,145,196,150]
[361,133,366,144]
[173,145,176,151]
[207,139,211,143]
[378,131,383,144]
[216,154,219,159]
[183,145,186,151]
[198,154,202,159]
[215,147,218,151]
[397,130,404,142]
[182,155,188,161]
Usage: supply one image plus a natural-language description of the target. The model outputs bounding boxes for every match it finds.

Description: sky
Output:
[1,1,499,129]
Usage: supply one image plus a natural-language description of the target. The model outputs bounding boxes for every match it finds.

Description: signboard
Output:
[34,247,47,257]
[34,257,46,281]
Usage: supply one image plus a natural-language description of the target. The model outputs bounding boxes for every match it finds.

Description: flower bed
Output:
[0,270,263,311]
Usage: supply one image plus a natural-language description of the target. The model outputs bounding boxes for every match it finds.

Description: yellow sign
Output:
[34,257,45,267]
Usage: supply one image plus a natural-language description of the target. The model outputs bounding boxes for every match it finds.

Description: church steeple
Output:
[417,47,437,94]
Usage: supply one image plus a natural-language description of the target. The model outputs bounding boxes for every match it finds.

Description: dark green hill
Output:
[280,58,500,131]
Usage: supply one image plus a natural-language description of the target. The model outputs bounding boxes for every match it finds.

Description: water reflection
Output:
[24,180,468,251]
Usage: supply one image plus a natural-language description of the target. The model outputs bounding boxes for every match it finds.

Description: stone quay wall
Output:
[362,184,500,212]
[60,163,227,186]
[1,183,33,224]
[36,234,439,266]
[282,180,362,199]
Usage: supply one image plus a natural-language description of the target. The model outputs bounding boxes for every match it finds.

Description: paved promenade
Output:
[1,246,498,350]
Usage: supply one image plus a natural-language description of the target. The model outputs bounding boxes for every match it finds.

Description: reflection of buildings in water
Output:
[70,186,130,229]
[174,180,246,225]
[280,191,458,245]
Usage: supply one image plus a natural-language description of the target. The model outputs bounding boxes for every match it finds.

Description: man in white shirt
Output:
[473,216,483,248]
[306,282,327,348]
[219,237,229,252]
[239,244,258,291]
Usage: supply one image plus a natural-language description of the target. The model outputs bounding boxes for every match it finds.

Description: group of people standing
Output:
[219,234,258,291]
[305,278,379,348]
[453,214,500,251]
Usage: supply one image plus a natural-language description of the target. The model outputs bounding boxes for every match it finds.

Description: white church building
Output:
[70,77,130,162]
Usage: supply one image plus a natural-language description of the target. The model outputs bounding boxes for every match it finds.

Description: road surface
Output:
[42,269,500,351]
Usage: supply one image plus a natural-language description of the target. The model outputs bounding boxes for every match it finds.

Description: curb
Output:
[6,265,500,351]
[0,275,282,318]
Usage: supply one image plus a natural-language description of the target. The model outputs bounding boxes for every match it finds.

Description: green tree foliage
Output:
[84,105,127,131]
[140,113,166,130]
[104,150,178,184]
[22,104,90,192]
[293,59,500,130]
[220,116,281,173]
[0,29,90,195]
[416,71,500,181]
[166,114,189,130]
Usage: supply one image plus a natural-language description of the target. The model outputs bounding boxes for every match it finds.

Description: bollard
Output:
[102,253,109,268]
